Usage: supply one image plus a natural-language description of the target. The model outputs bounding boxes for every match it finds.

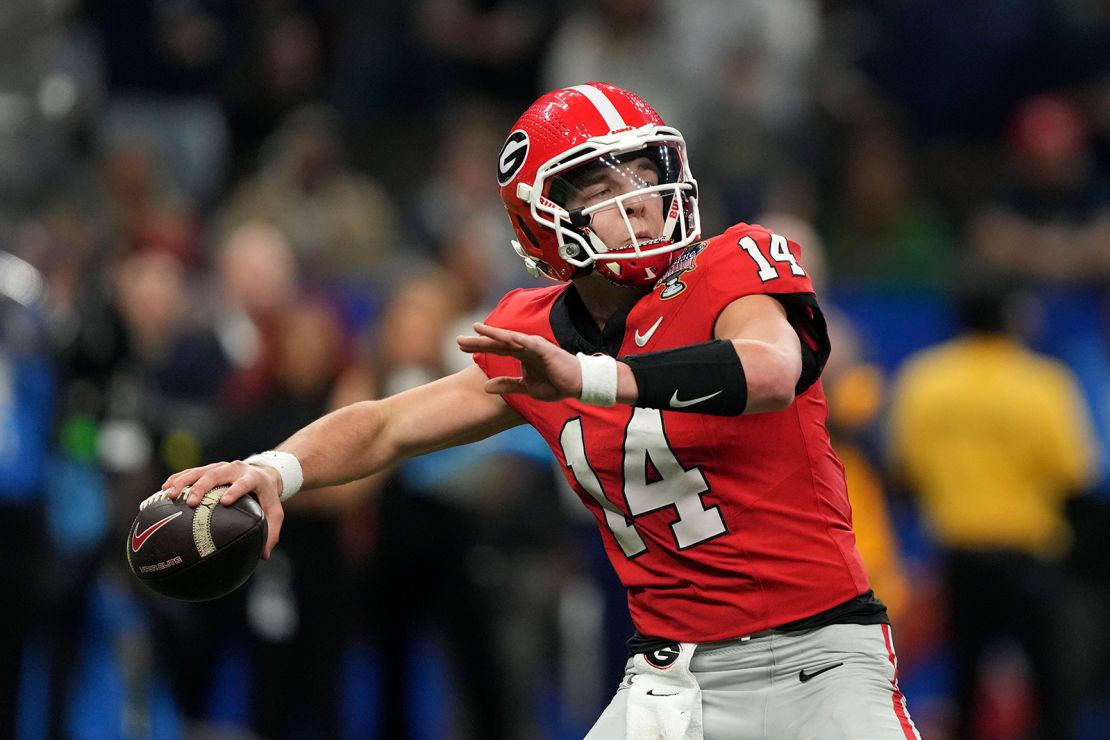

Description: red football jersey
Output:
[474,223,870,642]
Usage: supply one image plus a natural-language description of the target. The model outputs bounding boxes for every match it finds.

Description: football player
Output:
[163,82,920,739]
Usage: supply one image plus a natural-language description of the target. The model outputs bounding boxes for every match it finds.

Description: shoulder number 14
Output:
[739,234,805,282]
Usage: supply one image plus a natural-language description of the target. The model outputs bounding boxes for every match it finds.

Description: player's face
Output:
[565,156,665,252]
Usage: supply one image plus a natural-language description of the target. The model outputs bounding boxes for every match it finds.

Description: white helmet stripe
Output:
[569,84,627,132]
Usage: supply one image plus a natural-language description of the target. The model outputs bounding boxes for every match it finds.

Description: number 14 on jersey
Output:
[560,408,728,557]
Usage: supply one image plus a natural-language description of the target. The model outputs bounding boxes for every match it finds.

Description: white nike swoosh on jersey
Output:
[669,390,723,408]
[634,316,663,347]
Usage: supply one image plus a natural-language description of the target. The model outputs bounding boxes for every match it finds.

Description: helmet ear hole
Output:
[515,215,541,250]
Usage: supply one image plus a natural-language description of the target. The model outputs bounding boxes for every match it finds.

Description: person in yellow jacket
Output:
[888,270,1099,740]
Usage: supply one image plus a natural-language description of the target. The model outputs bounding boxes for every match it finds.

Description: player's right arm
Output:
[162,364,523,557]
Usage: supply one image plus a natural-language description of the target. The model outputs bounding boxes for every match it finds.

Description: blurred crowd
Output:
[4,1,1110,739]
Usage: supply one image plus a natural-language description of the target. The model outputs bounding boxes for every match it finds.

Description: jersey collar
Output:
[550,284,631,357]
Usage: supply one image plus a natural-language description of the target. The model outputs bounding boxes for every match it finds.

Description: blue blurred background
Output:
[3,1,1110,738]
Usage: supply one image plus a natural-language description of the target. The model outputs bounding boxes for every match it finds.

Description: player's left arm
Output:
[712,293,802,414]
[460,295,804,415]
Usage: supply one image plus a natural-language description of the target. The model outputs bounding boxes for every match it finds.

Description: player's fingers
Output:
[260,503,284,559]
[183,464,239,507]
[508,331,549,351]
[162,464,217,499]
[456,334,514,353]
[458,335,536,360]
[472,321,510,339]
[485,376,527,395]
[472,322,529,349]
[502,332,562,365]
[220,477,254,505]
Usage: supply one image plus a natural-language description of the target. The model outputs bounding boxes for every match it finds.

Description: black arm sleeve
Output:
[771,293,830,396]
[621,340,748,416]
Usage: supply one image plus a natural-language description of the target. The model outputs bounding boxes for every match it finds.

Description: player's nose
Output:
[623,190,659,217]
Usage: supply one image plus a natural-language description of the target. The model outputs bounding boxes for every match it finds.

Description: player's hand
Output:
[457,322,582,402]
[162,461,285,559]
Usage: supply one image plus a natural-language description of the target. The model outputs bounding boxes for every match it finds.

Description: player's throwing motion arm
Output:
[458,292,803,416]
[163,291,800,558]
[162,365,525,558]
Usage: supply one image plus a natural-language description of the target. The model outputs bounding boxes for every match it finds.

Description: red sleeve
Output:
[471,285,564,381]
[471,288,524,381]
[700,223,830,389]
[700,223,817,303]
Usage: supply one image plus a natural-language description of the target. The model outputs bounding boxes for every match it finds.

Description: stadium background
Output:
[2,1,1110,738]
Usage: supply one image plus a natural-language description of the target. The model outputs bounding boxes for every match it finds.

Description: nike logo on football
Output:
[798,662,843,683]
[669,390,723,408]
[634,317,663,347]
[645,689,679,697]
[131,511,183,552]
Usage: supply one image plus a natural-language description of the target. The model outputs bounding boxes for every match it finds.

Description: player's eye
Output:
[584,186,612,202]
[636,164,660,186]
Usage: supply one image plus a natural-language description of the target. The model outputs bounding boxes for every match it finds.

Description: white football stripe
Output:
[192,488,224,557]
[569,84,627,131]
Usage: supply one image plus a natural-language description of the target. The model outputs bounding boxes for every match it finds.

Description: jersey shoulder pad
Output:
[696,222,817,303]
[483,285,565,335]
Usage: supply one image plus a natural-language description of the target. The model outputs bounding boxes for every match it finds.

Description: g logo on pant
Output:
[644,644,681,669]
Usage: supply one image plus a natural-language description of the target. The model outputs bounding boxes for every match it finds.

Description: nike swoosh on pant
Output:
[798,662,844,682]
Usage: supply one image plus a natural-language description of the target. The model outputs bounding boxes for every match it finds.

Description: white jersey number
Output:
[560,408,726,557]
[739,234,806,282]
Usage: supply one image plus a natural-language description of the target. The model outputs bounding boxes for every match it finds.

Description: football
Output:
[126,485,267,601]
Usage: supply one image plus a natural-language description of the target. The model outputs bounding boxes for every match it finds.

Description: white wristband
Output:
[244,450,304,502]
[576,352,618,407]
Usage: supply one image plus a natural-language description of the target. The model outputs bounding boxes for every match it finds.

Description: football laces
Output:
[139,490,173,511]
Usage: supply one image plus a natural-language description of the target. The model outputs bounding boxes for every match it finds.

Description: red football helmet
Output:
[497,82,700,286]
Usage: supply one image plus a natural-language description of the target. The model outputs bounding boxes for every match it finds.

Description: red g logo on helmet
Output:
[497,82,701,286]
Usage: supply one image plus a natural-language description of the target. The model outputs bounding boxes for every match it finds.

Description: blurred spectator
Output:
[435,212,524,319]
[45,246,230,517]
[671,0,822,228]
[412,109,518,257]
[0,251,52,739]
[969,94,1110,286]
[888,266,1100,740]
[822,120,955,290]
[855,0,1064,138]
[761,212,912,626]
[0,0,102,215]
[213,220,302,412]
[22,245,234,735]
[102,250,234,724]
[87,0,239,206]
[541,0,683,123]
[219,4,344,181]
[364,268,561,740]
[414,0,555,103]
[669,0,820,138]
[223,103,401,284]
[214,299,372,739]
[97,135,204,267]
[8,206,112,738]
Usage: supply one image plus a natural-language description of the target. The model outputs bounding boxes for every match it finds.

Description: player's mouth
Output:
[617,234,668,251]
